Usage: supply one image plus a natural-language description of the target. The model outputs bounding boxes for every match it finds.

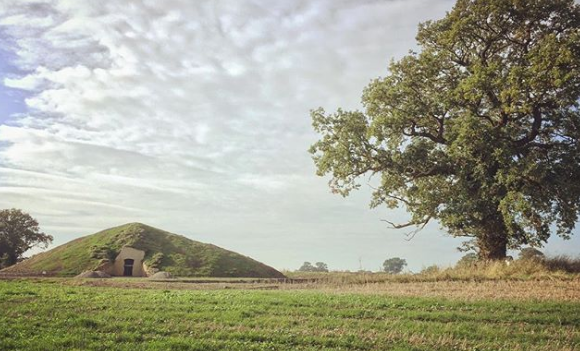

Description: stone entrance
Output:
[123,259,134,276]
[109,247,146,277]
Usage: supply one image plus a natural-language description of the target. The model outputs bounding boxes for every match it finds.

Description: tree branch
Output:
[403,121,447,144]
[381,215,432,230]
[514,107,542,147]
[381,216,432,241]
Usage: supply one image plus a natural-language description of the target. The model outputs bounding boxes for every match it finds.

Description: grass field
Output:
[1,279,579,350]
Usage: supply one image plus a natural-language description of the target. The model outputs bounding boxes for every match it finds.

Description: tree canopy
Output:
[0,209,53,268]
[310,0,580,259]
[298,261,329,272]
[518,247,545,261]
[383,257,407,274]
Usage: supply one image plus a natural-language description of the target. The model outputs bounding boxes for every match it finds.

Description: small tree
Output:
[298,262,315,272]
[315,262,329,272]
[298,261,330,272]
[383,257,407,274]
[0,209,53,268]
[518,248,545,261]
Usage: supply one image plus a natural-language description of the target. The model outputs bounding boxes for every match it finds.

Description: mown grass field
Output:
[1,279,579,350]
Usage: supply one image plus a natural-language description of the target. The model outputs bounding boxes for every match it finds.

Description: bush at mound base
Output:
[75,271,111,278]
[149,271,173,280]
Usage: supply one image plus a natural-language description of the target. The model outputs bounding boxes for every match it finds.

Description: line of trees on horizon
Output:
[296,257,409,274]
[295,248,560,274]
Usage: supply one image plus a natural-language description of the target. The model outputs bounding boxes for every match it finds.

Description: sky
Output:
[0,0,579,272]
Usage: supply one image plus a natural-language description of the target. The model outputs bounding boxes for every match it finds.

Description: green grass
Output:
[1,280,578,350]
[2,223,284,278]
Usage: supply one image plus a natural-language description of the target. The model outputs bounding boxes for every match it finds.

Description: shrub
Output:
[421,265,440,275]
[89,246,116,261]
[544,256,580,273]
[456,253,478,267]
[148,253,165,270]
[518,248,545,261]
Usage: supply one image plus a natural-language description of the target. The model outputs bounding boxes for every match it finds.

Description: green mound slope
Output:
[2,223,285,278]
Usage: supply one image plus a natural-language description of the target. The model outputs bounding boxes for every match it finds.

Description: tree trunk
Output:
[6,252,18,267]
[0,251,17,269]
[477,220,508,260]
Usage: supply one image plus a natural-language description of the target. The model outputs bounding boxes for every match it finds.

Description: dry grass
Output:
[3,256,579,303]
[13,274,575,302]
[317,280,580,301]
[2,279,579,350]
[280,257,580,301]
[286,256,580,284]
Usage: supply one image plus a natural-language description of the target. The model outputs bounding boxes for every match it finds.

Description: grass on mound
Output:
[0,280,579,351]
[3,223,284,278]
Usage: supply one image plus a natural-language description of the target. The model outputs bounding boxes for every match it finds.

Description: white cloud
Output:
[0,0,507,271]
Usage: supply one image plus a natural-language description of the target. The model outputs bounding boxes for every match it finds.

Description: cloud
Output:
[0,0,488,271]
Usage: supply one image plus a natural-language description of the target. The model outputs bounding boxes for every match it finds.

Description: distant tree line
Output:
[296,257,410,274]
[298,262,329,272]
[297,248,555,274]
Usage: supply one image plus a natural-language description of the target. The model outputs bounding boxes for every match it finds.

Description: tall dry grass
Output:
[285,256,580,284]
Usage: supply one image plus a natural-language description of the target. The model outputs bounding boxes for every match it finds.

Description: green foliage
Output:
[2,223,284,278]
[147,252,165,270]
[315,262,329,272]
[383,257,407,274]
[298,261,329,272]
[1,280,579,350]
[89,245,116,261]
[0,208,53,268]
[310,0,580,260]
[298,261,315,272]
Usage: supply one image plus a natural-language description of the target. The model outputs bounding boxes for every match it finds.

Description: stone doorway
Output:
[123,258,134,276]
[108,247,146,277]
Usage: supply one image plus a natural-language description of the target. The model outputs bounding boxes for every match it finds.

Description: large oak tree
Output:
[310,0,580,259]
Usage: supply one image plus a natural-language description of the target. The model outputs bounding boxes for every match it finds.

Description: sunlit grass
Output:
[1,279,579,350]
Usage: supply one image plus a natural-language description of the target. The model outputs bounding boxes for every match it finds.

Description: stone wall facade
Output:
[109,247,146,277]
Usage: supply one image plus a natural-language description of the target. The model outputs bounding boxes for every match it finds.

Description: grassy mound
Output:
[1,223,285,278]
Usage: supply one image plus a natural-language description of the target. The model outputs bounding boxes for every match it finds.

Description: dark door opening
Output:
[123,259,134,276]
